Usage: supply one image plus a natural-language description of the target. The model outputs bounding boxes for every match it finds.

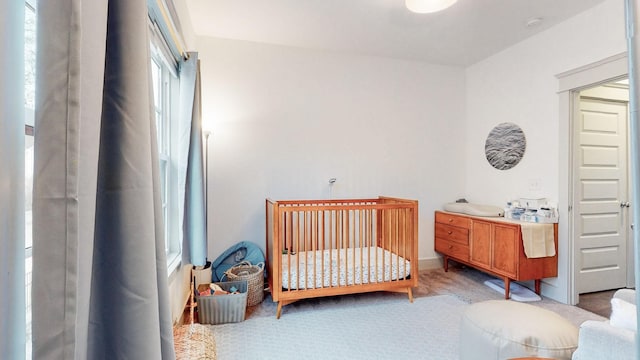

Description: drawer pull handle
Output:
[447,231,453,235]
[448,218,453,222]
[448,245,453,250]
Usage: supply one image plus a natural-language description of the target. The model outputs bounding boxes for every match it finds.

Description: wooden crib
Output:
[265,196,418,318]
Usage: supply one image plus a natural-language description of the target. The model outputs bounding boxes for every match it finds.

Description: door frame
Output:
[557,52,629,305]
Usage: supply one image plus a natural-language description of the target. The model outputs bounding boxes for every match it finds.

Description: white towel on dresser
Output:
[520,223,555,258]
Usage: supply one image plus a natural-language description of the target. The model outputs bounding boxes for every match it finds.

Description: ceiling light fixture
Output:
[405,0,458,14]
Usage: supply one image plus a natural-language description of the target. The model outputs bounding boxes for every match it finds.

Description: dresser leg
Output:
[443,256,449,272]
[504,277,511,299]
[535,279,541,295]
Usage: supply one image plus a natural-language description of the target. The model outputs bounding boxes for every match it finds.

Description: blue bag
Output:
[211,241,266,282]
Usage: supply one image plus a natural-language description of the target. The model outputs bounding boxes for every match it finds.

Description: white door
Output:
[575,96,629,294]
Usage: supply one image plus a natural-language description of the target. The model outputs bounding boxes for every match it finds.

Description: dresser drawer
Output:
[435,238,469,262]
[435,212,471,229]
[435,223,469,245]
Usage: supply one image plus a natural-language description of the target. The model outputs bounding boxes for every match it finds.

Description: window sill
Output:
[167,251,181,278]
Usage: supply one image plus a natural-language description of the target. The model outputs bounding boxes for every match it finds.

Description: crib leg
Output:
[407,287,414,303]
[276,302,283,319]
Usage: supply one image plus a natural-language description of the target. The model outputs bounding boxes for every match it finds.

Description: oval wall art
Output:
[484,122,526,170]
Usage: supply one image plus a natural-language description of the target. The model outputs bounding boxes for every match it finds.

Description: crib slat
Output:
[337,209,343,287]
[358,209,363,285]
[330,209,335,288]
[368,210,378,283]
[286,211,291,292]
[383,208,388,282]
[347,209,352,286]
[375,208,380,283]
[394,209,398,281]
[369,208,374,283]
[353,209,357,285]
[319,209,324,288]
[402,208,408,279]
[399,209,404,280]
[312,210,316,289]
[298,211,303,289]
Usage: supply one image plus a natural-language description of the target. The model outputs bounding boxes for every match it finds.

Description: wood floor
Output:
[576,289,618,318]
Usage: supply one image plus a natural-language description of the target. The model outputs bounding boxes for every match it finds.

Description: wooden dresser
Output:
[434,210,558,299]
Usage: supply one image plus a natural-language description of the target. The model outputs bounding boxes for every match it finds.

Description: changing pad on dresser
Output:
[443,202,504,217]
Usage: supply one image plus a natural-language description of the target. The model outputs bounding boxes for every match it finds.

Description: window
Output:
[150,31,181,268]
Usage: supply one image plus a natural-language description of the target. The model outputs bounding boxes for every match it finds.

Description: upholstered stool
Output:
[459,300,578,360]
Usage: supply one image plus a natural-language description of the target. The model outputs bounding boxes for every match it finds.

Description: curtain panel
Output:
[0,3,26,360]
[179,52,208,267]
[32,0,175,358]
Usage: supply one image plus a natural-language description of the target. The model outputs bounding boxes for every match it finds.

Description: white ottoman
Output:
[460,300,579,360]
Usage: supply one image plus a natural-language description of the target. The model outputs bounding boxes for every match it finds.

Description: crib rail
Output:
[265,197,418,314]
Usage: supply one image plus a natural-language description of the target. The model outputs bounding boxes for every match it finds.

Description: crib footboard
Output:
[265,196,418,318]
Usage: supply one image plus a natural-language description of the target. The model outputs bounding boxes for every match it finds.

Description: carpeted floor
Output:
[212,294,467,360]
[243,264,605,327]
[204,265,606,359]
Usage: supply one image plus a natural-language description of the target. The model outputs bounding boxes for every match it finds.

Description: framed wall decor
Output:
[484,122,526,170]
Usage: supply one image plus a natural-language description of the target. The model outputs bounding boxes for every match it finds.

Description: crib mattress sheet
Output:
[281,246,411,290]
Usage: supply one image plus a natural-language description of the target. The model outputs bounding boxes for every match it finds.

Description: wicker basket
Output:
[223,261,264,306]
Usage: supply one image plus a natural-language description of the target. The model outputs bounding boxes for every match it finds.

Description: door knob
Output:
[620,201,630,208]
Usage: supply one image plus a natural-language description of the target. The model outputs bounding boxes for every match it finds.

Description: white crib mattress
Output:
[281,246,411,290]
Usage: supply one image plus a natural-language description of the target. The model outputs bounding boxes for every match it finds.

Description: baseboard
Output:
[419,257,443,271]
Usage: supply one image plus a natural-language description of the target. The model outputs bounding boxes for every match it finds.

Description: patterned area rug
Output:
[243,267,605,327]
[210,295,467,360]
[201,267,605,359]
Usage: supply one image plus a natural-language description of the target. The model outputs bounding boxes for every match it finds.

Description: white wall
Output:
[172,0,197,50]
[465,0,627,302]
[197,37,467,265]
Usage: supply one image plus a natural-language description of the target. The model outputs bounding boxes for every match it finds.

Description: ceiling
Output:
[185,0,607,67]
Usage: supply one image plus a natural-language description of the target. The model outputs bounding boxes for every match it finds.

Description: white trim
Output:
[557,53,628,92]
[148,0,186,61]
[148,19,178,73]
[557,54,629,305]
[419,257,444,271]
[155,0,186,56]
[167,252,181,276]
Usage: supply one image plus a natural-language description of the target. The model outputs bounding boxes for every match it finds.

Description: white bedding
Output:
[281,246,411,289]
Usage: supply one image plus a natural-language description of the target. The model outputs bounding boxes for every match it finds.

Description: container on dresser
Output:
[434,210,558,299]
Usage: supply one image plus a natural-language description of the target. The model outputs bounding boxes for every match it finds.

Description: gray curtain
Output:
[0,2,26,359]
[179,52,208,267]
[32,0,175,359]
